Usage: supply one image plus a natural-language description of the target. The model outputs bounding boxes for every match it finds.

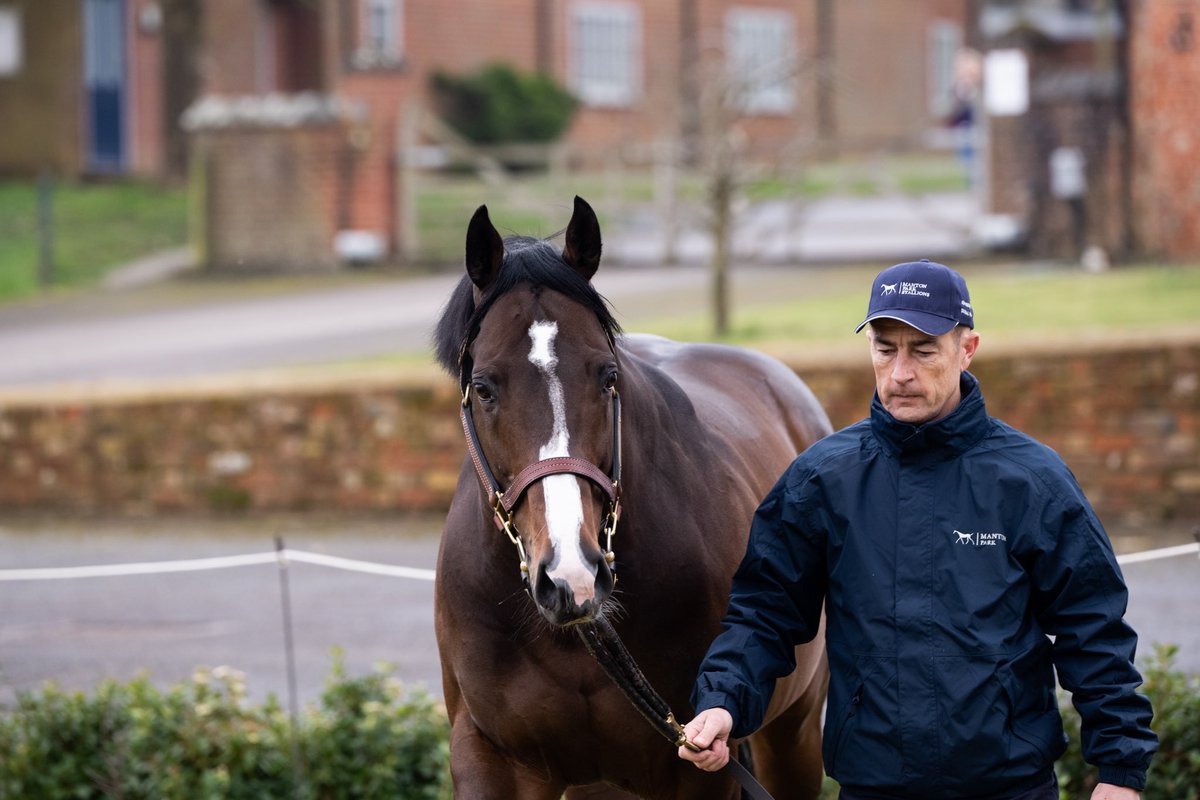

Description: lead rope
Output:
[577,619,777,800]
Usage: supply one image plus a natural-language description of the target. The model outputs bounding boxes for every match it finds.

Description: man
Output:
[678,261,1157,799]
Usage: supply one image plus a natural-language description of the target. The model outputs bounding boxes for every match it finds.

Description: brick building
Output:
[182,0,970,270]
[1,1,971,265]
[980,0,1200,261]
[1126,0,1200,260]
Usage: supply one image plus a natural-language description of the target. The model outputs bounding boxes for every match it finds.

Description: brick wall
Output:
[192,121,350,272]
[1,340,1197,532]
[832,0,967,149]
[0,373,464,516]
[802,339,1200,530]
[1128,0,1200,259]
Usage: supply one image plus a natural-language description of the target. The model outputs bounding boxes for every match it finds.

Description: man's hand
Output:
[1091,784,1140,800]
[676,708,733,771]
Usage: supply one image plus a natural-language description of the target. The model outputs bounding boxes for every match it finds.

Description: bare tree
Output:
[693,39,818,338]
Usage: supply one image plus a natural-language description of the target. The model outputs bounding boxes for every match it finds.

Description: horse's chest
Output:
[458,652,654,776]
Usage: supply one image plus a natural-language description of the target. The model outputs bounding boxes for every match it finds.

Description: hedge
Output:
[430,63,578,145]
[3,646,1195,798]
[1058,644,1200,800]
[0,655,449,799]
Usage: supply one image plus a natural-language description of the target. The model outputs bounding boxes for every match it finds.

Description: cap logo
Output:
[879,282,898,295]
[898,281,930,298]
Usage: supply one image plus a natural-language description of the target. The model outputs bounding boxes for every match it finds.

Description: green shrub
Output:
[1057,644,1200,800]
[0,657,449,799]
[430,63,578,145]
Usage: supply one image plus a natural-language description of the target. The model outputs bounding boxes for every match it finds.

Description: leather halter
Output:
[457,330,623,586]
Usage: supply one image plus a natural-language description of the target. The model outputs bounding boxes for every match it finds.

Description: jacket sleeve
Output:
[689,466,827,739]
[1030,475,1158,790]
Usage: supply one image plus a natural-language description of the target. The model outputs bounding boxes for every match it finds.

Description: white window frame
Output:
[570,1,642,108]
[928,20,962,118]
[0,6,23,77]
[353,0,403,69]
[725,7,797,115]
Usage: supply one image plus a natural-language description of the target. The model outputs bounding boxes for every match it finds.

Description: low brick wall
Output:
[0,372,463,516]
[801,337,1200,530]
[0,340,1197,531]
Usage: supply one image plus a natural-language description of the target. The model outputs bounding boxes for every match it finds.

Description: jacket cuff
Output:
[1097,765,1147,791]
[690,691,746,738]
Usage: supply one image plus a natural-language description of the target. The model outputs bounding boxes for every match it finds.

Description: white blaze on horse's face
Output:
[526,320,597,605]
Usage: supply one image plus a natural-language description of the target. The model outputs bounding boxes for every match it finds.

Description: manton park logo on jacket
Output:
[953,530,1008,547]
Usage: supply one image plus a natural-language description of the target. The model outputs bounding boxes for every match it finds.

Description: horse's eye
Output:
[603,371,618,391]
[472,381,496,403]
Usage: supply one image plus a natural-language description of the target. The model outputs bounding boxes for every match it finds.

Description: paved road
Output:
[2,518,1196,708]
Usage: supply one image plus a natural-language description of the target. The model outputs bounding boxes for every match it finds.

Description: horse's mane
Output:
[433,235,622,374]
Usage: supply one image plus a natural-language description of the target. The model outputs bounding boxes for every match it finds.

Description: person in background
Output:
[678,260,1157,800]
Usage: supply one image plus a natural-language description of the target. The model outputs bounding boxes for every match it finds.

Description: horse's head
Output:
[436,197,622,627]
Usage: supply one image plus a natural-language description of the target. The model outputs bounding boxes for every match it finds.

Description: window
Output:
[725,8,796,115]
[571,2,641,107]
[353,0,403,68]
[0,6,22,77]
[928,20,962,117]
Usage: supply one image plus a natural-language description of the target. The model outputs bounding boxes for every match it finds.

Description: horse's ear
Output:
[562,196,602,281]
[465,205,504,292]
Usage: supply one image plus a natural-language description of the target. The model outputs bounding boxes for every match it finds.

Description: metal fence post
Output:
[275,536,306,799]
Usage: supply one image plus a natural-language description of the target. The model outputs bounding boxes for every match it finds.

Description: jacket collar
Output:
[870,371,990,460]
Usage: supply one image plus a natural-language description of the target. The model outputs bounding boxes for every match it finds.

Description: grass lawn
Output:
[0,180,188,301]
[635,263,1200,356]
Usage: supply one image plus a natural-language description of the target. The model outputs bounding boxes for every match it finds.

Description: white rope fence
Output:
[0,542,1194,583]
[0,548,436,582]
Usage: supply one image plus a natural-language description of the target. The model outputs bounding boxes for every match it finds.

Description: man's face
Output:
[868,319,980,425]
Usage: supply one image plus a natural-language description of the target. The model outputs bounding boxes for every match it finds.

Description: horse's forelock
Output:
[432,235,620,375]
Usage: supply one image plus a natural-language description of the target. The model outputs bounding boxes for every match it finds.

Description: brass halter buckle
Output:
[491,492,529,576]
[666,712,703,753]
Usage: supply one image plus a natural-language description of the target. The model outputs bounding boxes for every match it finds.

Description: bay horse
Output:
[433,197,830,799]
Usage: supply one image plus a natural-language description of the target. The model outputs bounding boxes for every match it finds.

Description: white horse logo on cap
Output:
[880,283,898,296]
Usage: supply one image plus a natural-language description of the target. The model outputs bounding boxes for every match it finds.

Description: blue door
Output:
[84,0,125,171]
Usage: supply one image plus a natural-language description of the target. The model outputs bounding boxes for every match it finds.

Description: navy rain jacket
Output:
[692,373,1156,798]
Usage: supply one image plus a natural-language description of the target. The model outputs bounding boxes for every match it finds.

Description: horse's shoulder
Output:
[620,333,830,447]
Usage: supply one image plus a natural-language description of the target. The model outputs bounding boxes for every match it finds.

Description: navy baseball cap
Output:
[854,259,975,335]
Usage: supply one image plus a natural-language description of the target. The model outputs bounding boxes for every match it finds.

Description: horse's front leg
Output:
[448,713,565,800]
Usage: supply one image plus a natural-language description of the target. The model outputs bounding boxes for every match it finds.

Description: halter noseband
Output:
[457,331,623,587]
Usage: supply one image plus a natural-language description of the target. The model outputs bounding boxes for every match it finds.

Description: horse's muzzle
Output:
[533,558,614,626]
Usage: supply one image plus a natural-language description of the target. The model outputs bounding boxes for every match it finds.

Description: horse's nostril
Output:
[534,564,570,611]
